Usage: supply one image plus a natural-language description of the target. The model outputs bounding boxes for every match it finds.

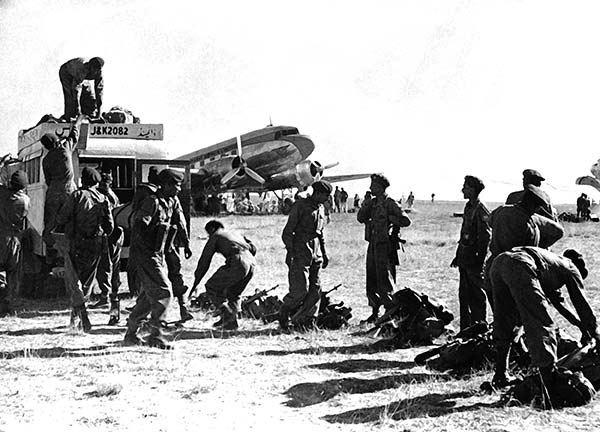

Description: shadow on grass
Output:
[322,391,500,423]
[0,325,68,336]
[0,342,133,359]
[308,359,414,374]
[284,372,451,407]
[173,327,288,340]
[258,341,396,356]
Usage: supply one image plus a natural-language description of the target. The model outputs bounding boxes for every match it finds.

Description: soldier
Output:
[450,176,491,331]
[55,167,114,332]
[91,171,125,325]
[41,115,85,252]
[123,169,181,349]
[190,220,256,330]
[59,57,104,120]
[485,186,564,308]
[278,180,332,330]
[489,246,600,388]
[506,169,557,220]
[165,192,194,323]
[0,171,30,316]
[357,174,411,323]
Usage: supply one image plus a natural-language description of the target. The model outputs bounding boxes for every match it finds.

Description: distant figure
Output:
[577,193,591,221]
[340,188,349,212]
[357,174,411,323]
[489,247,600,389]
[191,220,256,330]
[279,181,331,330]
[431,193,435,203]
[406,191,415,208]
[323,194,333,223]
[353,194,360,212]
[59,57,104,120]
[333,186,341,213]
[506,169,557,220]
[0,171,30,316]
[450,176,490,331]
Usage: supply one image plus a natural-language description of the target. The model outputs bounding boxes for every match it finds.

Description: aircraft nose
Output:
[284,134,314,160]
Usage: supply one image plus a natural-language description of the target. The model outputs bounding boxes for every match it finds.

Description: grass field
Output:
[1,200,599,432]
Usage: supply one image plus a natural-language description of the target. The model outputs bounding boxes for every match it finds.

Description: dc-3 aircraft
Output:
[177,124,371,198]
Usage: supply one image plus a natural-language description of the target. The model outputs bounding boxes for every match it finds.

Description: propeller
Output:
[220,136,266,185]
[309,161,339,180]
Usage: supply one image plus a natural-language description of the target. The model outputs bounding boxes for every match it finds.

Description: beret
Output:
[312,180,333,194]
[563,249,588,280]
[464,175,485,192]
[40,133,58,149]
[81,167,101,185]
[370,173,390,189]
[523,169,545,181]
[158,168,184,184]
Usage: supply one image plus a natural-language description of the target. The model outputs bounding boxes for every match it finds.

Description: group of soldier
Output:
[451,169,600,390]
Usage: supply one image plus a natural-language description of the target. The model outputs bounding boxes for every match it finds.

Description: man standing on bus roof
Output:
[0,171,30,316]
[55,167,114,332]
[59,57,104,120]
[41,114,85,252]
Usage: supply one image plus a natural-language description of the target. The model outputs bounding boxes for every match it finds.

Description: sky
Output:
[1,0,600,203]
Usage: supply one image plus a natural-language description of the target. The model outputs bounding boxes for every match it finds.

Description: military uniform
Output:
[165,196,193,321]
[59,57,104,119]
[42,126,78,248]
[194,228,256,316]
[0,178,30,313]
[96,181,122,305]
[484,203,564,308]
[506,190,558,221]
[357,194,411,311]
[56,181,114,310]
[280,196,327,325]
[491,246,599,374]
[453,198,490,330]
[125,189,175,343]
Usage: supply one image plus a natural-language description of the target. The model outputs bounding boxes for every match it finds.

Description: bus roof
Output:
[18,122,168,160]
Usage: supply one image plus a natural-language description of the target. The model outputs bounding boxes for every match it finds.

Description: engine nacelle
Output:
[268,160,323,190]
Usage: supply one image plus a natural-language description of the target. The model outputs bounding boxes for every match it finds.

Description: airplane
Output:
[175,124,371,199]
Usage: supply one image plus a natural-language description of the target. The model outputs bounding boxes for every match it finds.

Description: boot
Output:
[145,322,173,350]
[69,307,82,331]
[361,307,380,324]
[491,344,513,388]
[221,304,238,330]
[108,299,120,326]
[78,306,92,333]
[278,305,291,330]
[123,318,144,346]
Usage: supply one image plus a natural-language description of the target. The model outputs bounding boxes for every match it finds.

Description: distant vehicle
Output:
[176,124,370,208]
[17,120,191,293]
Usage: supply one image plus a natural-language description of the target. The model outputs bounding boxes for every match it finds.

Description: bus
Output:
[17,120,191,296]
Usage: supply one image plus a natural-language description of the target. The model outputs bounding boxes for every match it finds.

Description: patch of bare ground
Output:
[1,202,599,431]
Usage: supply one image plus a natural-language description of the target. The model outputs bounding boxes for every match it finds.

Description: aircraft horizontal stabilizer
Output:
[322,173,372,184]
[575,175,600,192]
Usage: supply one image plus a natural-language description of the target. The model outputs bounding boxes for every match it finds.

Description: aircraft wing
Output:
[322,173,372,184]
[576,175,600,192]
